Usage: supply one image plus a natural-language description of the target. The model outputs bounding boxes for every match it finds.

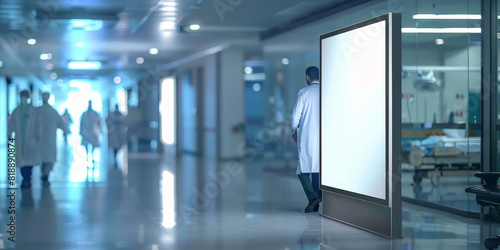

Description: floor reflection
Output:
[0,150,497,249]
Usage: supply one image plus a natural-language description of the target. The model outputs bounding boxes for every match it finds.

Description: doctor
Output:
[106,104,127,167]
[8,90,42,188]
[80,100,102,163]
[38,92,64,186]
[291,66,322,213]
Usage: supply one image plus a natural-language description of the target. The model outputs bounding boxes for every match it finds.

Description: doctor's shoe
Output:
[304,198,322,213]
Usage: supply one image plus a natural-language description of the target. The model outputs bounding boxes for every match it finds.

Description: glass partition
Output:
[400,0,482,214]
[258,0,488,215]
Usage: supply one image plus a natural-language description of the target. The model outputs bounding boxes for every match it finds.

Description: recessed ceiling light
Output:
[281,58,289,65]
[435,39,444,45]
[136,57,144,64]
[27,39,36,45]
[76,42,85,47]
[50,72,57,80]
[45,63,54,70]
[149,48,159,55]
[40,53,52,60]
[244,66,253,74]
[252,83,261,92]
[114,76,121,84]
[189,24,200,31]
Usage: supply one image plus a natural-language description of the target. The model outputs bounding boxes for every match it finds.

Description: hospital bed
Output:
[402,136,481,186]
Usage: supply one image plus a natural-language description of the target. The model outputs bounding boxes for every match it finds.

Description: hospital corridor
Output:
[1,0,500,249]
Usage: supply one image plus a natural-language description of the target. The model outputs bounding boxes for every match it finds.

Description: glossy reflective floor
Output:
[0,144,499,249]
[401,163,482,213]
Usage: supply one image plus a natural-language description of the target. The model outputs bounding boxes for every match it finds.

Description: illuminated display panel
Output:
[320,18,388,204]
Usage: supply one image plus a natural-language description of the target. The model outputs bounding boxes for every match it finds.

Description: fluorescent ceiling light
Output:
[27,39,36,45]
[412,14,481,20]
[162,1,177,6]
[149,48,159,55]
[189,24,200,31]
[160,21,176,30]
[402,27,481,33]
[160,6,177,11]
[67,61,102,70]
[70,19,103,31]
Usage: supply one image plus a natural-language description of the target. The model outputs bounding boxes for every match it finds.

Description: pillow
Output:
[443,129,465,139]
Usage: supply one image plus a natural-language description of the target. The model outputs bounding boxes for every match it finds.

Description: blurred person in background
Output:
[291,66,322,213]
[8,90,42,188]
[38,92,64,187]
[106,104,127,168]
[61,108,73,143]
[80,100,102,164]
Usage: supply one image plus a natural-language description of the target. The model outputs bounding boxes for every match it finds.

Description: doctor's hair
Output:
[42,92,51,102]
[305,66,319,80]
[20,90,30,98]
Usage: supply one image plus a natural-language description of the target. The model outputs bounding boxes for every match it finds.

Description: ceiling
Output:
[0,0,487,94]
[0,0,352,93]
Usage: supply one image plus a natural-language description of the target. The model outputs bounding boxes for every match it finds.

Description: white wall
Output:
[443,45,481,124]
[218,48,245,159]
[204,55,217,158]
[401,44,444,123]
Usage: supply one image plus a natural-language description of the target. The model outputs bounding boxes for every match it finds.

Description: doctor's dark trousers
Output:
[298,173,322,202]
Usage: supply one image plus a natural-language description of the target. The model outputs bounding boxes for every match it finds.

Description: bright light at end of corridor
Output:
[160,78,175,145]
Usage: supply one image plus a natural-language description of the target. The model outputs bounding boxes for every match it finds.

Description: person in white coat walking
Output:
[106,104,127,167]
[291,66,322,213]
[80,101,102,163]
[38,93,64,186]
[8,90,42,188]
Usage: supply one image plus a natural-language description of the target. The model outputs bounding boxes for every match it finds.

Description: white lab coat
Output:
[80,109,101,147]
[291,82,320,174]
[8,105,42,167]
[106,111,127,149]
[38,103,63,163]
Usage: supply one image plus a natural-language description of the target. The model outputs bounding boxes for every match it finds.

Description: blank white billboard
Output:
[321,20,387,201]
